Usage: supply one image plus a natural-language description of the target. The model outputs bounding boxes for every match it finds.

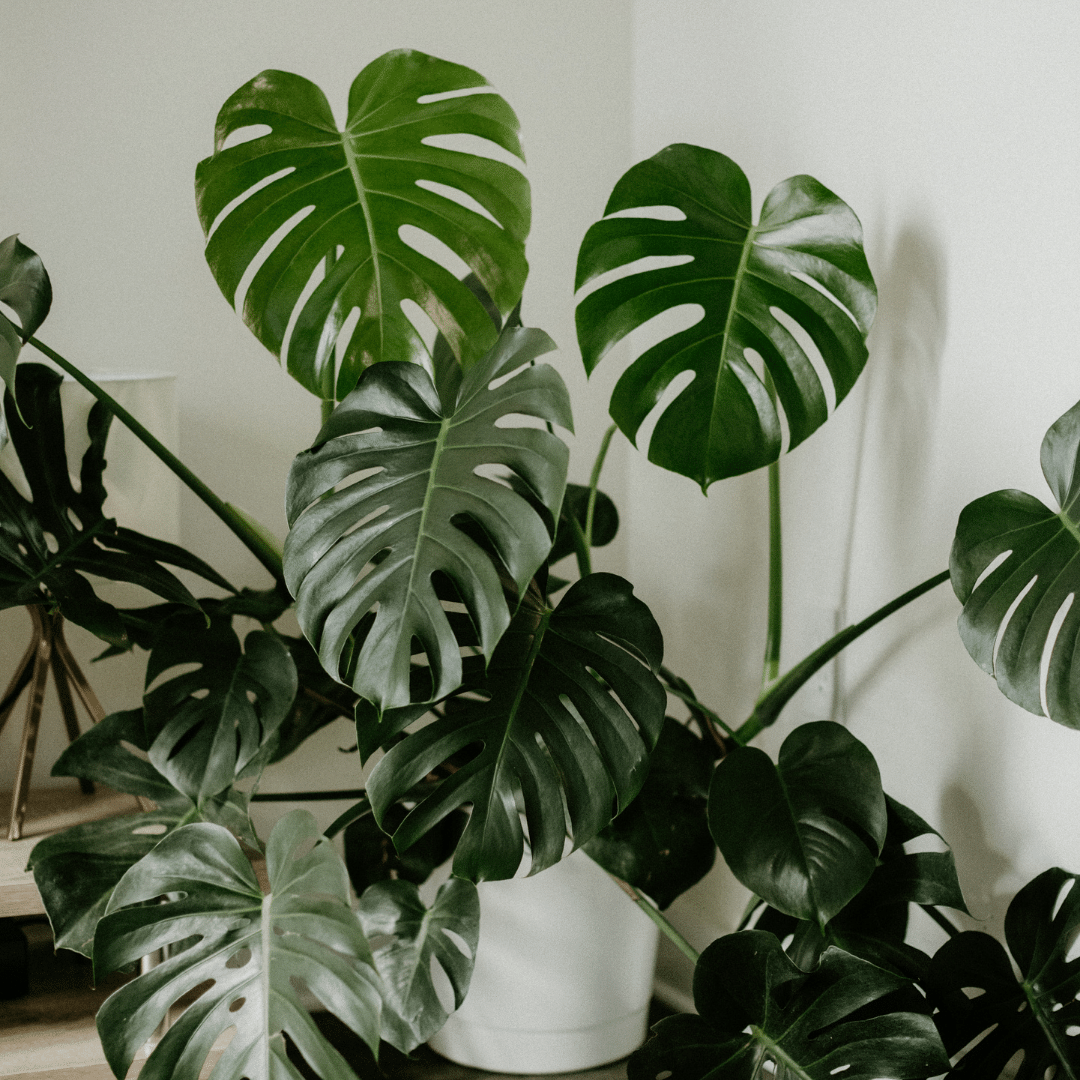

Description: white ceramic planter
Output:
[427,848,659,1074]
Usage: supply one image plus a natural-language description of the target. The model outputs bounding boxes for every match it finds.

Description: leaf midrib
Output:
[340,129,384,359]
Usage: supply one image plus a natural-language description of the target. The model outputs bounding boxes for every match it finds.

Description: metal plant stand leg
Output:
[1,606,105,840]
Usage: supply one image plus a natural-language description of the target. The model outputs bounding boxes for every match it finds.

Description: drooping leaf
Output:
[926,866,1080,1079]
[94,811,381,1080]
[952,397,1080,727]
[708,720,887,928]
[547,481,619,567]
[0,363,233,645]
[629,930,947,1079]
[0,234,51,419]
[366,572,665,881]
[575,145,877,489]
[585,715,715,909]
[196,50,530,398]
[143,615,298,800]
[358,877,480,1054]
[284,325,571,713]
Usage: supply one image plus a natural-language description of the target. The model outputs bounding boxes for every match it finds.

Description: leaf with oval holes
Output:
[628,930,947,1080]
[284,325,571,713]
[365,572,664,882]
[0,234,51,422]
[709,720,887,929]
[93,811,381,1080]
[196,50,530,399]
[575,144,876,490]
[951,397,1080,727]
[143,615,298,801]
[357,877,479,1054]
[28,707,259,956]
[926,867,1080,1079]
[0,364,233,645]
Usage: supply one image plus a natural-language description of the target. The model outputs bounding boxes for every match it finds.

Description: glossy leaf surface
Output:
[709,721,886,927]
[196,50,530,398]
[358,877,479,1054]
[575,145,876,489]
[0,364,232,645]
[143,616,297,800]
[927,867,1080,1079]
[628,931,947,1079]
[285,326,570,712]
[952,397,1080,727]
[366,572,665,881]
[0,234,51,416]
[585,715,715,909]
[94,811,381,1080]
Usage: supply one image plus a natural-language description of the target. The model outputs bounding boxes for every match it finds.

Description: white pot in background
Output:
[428,848,659,1074]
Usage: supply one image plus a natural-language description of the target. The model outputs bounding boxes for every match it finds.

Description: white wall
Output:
[628,1,1080,1000]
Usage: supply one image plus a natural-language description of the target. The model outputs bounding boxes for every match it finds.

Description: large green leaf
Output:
[927,867,1080,1079]
[575,145,876,489]
[143,615,298,801]
[284,325,571,713]
[951,397,1080,727]
[357,877,479,1054]
[94,811,382,1080]
[585,715,715,909]
[0,363,233,645]
[366,572,665,881]
[0,234,51,417]
[629,931,947,1079]
[196,50,530,398]
[709,721,887,928]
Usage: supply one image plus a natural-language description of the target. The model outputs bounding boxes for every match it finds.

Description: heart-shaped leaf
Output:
[628,930,947,1079]
[927,866,1080,1079]
[0,363,233,645]
[366,572,665,881]
[143,615,298,800]
[284,325,571,713]
[94,810,382,1080]
[952,397,1080,727]
[0,234,51,418]
[585,715,716,909]
[709,720,887,928]
[196,50,530,398]
[357,877,479,1054]
[575,144,876,489]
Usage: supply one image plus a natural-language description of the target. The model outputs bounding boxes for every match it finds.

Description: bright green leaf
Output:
[0,234,51,419]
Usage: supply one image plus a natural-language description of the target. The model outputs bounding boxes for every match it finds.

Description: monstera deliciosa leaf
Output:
[952,397,1080,728]
[0,234,51,415]
[358,877,480,1054]
[284,325,571,713]
[94,811,382,1080]
[196,49,530,398]
[709,721,887,928]
[575,144,877,489]
[0,363,233,645]
[366,572,665,882]
[628,931,947,1080]
[927,867,1080,1079]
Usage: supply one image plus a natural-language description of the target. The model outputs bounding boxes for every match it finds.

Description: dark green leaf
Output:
[94,811,381,1080]
[709,721,886,927]
[0,234,51,417]
[927,866,1080,1079]
[196,51,530,397]
[629,931,947,1079]
[951,397,1080,727]
[575,145,876,489]
[358,877,479,1054]
[366,572,665,881]
[585,716,715,909]
[284,325,571,713]
[547,482,619,567]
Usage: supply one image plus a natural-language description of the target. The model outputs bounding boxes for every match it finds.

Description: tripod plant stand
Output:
[0,606,105,840]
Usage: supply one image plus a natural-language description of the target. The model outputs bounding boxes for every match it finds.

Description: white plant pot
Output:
[427,848,660,1074]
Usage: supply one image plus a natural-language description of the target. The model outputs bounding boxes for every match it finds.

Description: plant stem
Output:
[735,568,952,743]
[761,370,782,692]
[585,422,617,550]
[320,397,335,426]
[608,872,700,965]
[568,513,592,579]
[921,903,962,939]
[28,336,286,587]
[660,665,738,748]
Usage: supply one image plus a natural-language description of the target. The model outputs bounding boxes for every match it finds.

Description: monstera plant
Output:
[4,44,1080,1080]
